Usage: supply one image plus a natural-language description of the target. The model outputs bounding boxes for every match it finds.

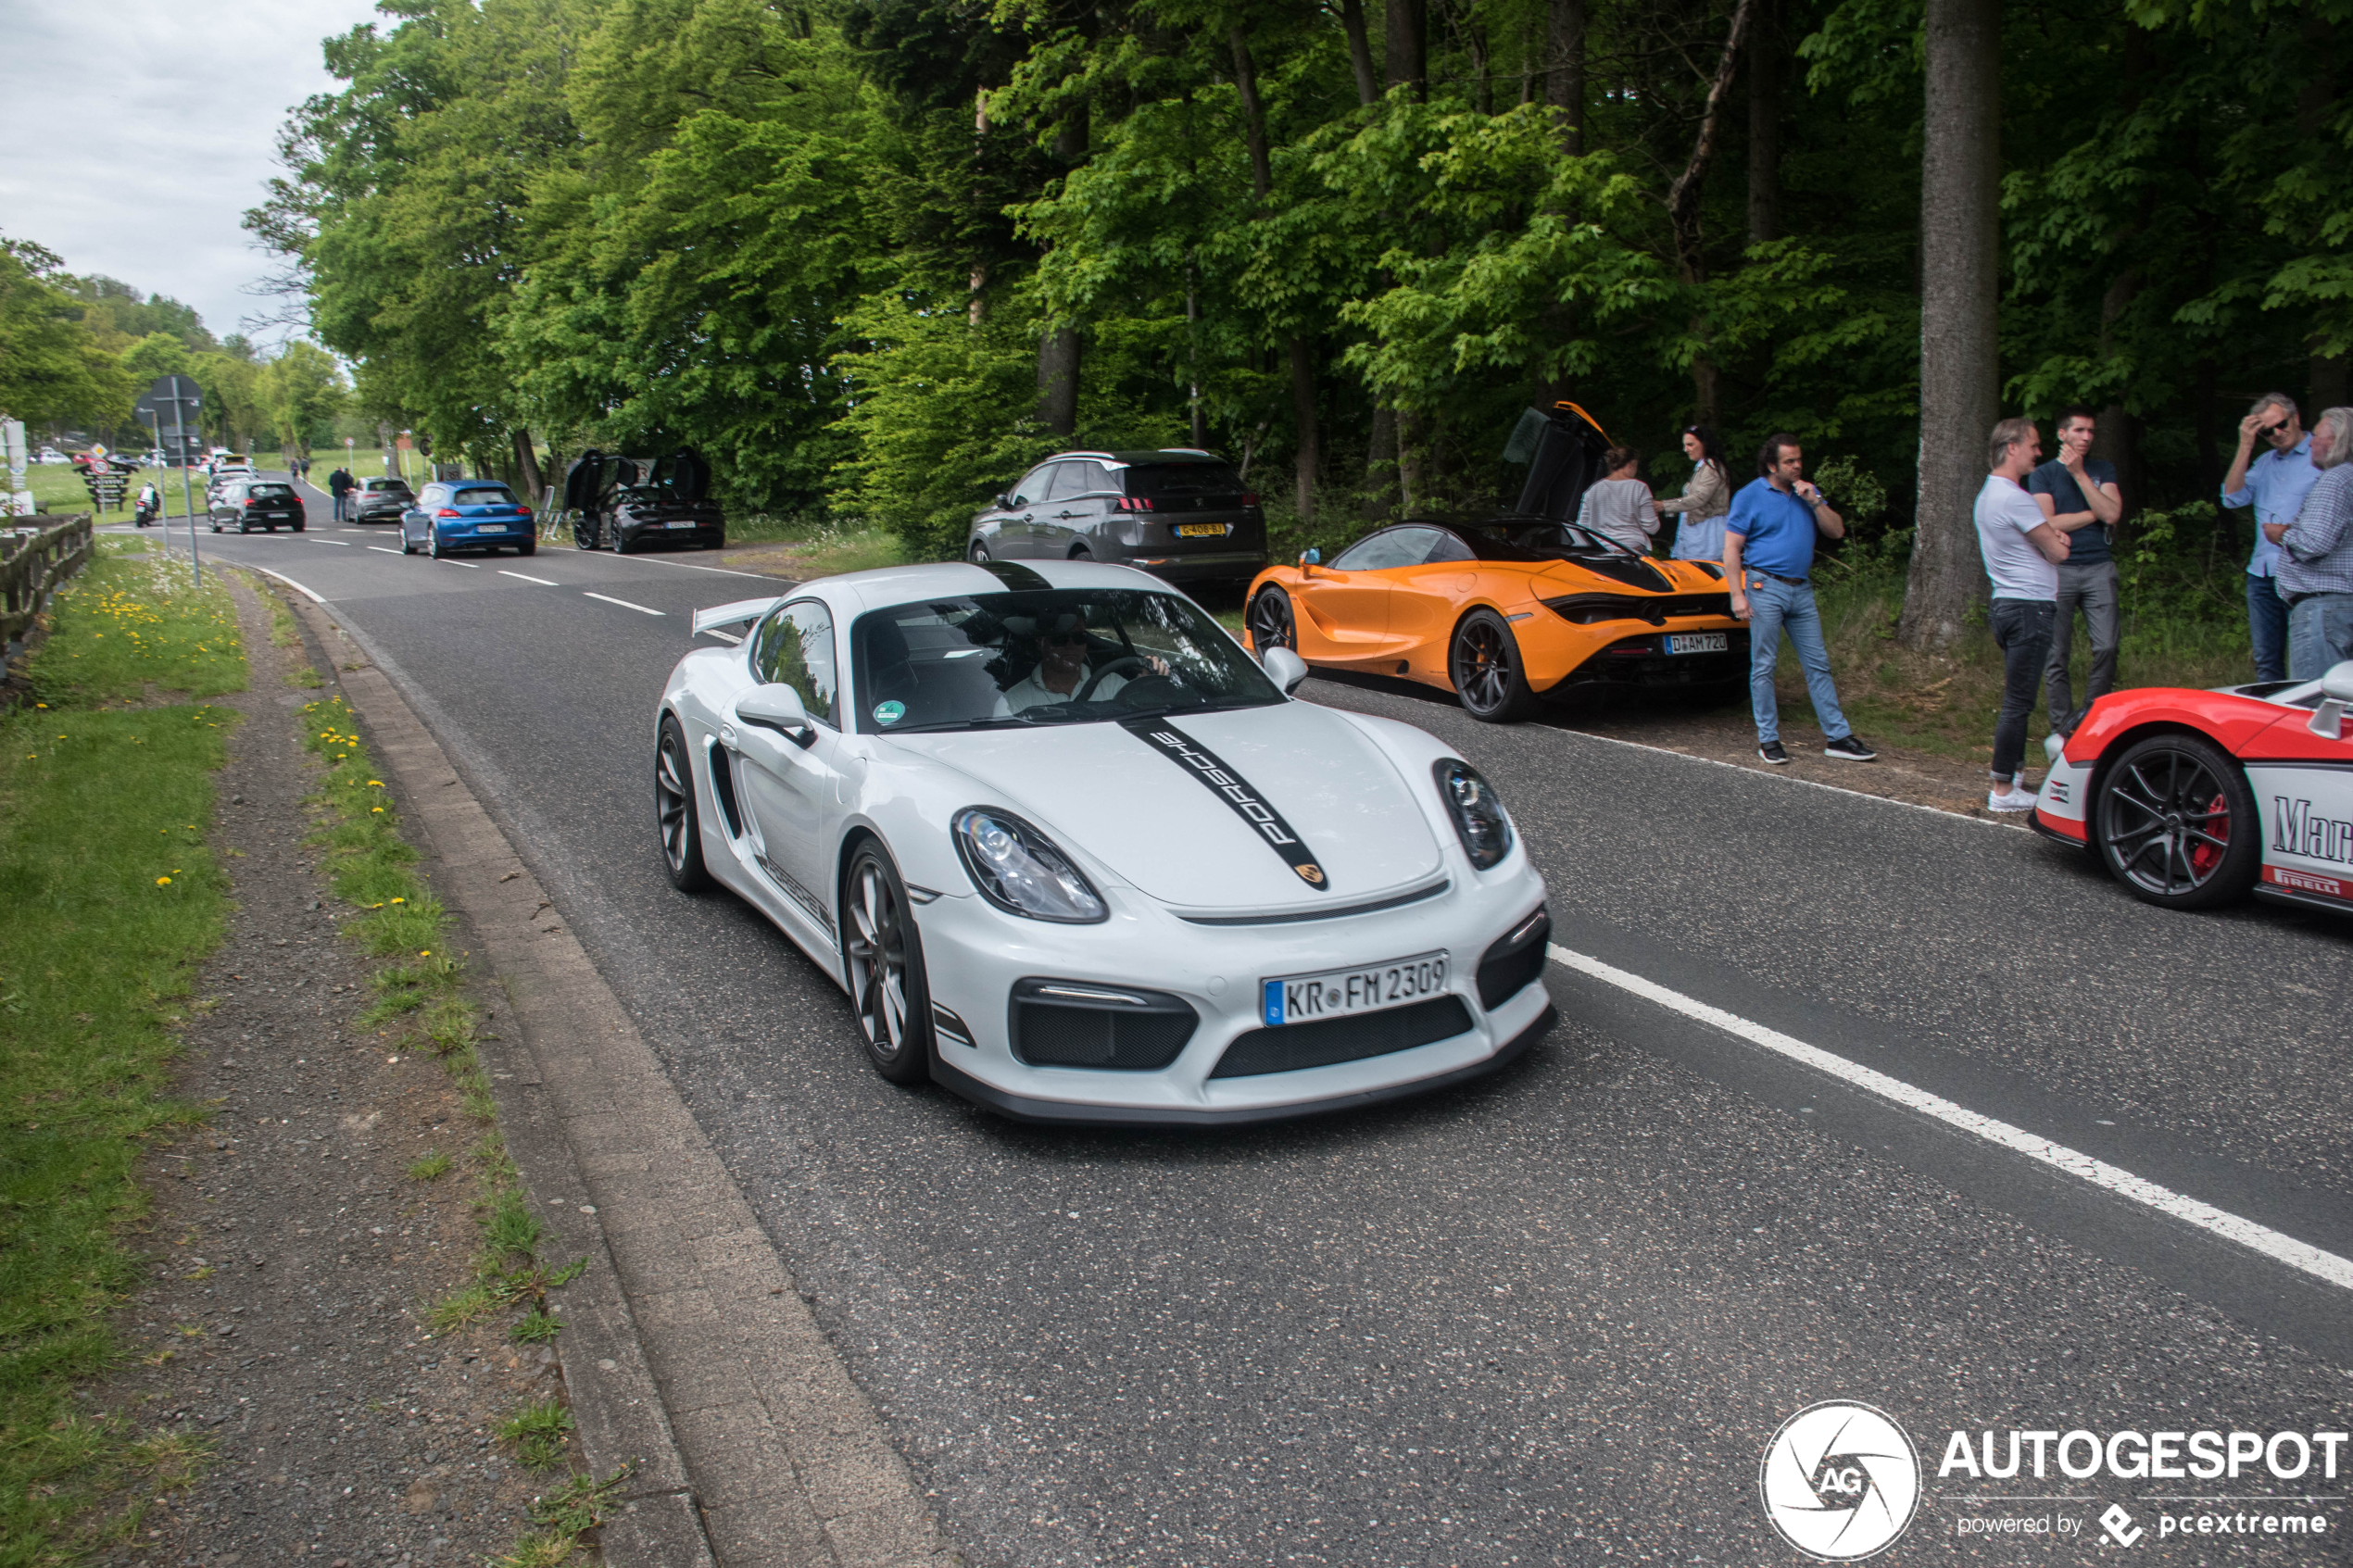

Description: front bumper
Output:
[912,855,1554,1123]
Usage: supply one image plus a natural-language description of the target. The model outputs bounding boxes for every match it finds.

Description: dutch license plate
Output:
[1261,951,1449,1027]
[664,520,698,530]
[1667,632,1728,655]
[1176,522,1229,538]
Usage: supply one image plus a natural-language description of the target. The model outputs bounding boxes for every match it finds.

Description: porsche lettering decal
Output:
[1120,719,1331,890]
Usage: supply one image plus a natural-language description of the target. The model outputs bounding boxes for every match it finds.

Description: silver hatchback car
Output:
[964,449,1267,588]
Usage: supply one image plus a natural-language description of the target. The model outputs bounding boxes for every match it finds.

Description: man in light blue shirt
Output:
[2221,393,2321,681]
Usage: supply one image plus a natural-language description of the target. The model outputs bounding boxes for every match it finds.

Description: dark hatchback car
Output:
[208,480,306,533]
[562,450,724,553]
[964,449,1266,588]
[351,477,415,524]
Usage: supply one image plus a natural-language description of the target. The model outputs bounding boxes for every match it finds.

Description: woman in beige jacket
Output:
[1657,424,1732,562]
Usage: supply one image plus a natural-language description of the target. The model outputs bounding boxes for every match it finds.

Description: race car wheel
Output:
[573,515,598,550]
[654,715,711,894]
[1248,585,1296,657]
[1451,609,1539,723]
[2095,733,2260,910]
[842,843,931,1085]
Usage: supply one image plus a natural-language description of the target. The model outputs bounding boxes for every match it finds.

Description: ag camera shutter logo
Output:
[1759,1400,1921,1561]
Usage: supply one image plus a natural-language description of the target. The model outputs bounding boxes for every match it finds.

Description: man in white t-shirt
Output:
[993,609,1167,716]
[1973,417,2072,812]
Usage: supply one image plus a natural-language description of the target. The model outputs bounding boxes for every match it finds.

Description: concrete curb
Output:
[275,584,960,1568]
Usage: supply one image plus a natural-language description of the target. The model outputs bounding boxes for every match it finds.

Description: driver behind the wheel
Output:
[993,609,1167,715]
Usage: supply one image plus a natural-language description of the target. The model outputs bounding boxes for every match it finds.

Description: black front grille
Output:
[1477,906,1551,1010]
[1010,979,1196,1070]
[1211,995,1475,1079]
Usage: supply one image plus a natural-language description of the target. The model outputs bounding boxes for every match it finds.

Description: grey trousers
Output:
[2045,558,2120,732]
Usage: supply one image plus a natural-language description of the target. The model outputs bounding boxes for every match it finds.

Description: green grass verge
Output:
[0,545,242,1559]
[294,692,601,1561]
[23,547,245,709]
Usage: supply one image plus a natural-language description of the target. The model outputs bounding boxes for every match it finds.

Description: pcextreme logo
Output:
[1760,1401,1923,1561]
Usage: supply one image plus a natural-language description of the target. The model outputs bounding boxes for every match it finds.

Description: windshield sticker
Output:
[873,700,906,725]
[1119,718,1328,889]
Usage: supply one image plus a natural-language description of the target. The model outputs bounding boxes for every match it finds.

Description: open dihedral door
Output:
[1504,401,1614,522]
[563,451,610,548]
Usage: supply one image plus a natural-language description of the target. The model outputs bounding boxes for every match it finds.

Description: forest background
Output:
[6,0,2349,649]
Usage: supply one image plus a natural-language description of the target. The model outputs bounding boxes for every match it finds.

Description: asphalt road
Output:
[156,489,2353,1564]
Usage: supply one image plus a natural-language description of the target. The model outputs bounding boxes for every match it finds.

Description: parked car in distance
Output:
[209,480,307,533]
[34,446,67,465]
[400,479,536,558]
[351,477,415,525]
[965,449,1266,590]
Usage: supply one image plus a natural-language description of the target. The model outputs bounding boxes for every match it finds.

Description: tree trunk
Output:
[1746,0,1780,246]
[1365,403,1398,520]
[1290,339,1320,522]
[1544,0,1586,155]
[1899,0,2001,652]
[1386,0,1427,100]
[2312,352,2348,414]
[1340,0,1379,106]
[511,428,546,508]
[1398,409,1428,514]
[1666,0,1755,431]
[1231,30,1274,200]
[2091,268,2140,537]
[1036,327,1081,435]
[1231,31,1315,517]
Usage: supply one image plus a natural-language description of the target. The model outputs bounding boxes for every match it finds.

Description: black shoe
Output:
[1758,740,1791,765]
[1822,734,1877,761]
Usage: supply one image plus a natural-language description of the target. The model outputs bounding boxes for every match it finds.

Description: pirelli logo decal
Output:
[1121,718,1330,889]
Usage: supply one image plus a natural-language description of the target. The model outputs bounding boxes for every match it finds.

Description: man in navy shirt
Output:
[2028,407,2122,734]
[1724,433,1877,766]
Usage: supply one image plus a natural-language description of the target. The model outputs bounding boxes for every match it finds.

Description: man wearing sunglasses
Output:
[2221,393,2321,682]
[995,610,1169,715]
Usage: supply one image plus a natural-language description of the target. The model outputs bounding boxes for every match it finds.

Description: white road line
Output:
[584,591,665,616]
[312,539,350,546]
[1549,727,2020,832]
[499,570,558,586]
[1547,942,2353,1292]
[436,558,481,570]
[610,553,780,581]
[366,546,404,556]
[242,564,327,604]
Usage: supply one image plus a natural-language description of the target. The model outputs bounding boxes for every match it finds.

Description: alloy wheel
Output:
[846,859,910,1062]
[656,729,694,876]
[2099,747,2235,898]
[1453,620,1512,713]
[1248,588,1295,653]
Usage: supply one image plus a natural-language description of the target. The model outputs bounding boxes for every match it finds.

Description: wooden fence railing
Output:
[2,513,95,656]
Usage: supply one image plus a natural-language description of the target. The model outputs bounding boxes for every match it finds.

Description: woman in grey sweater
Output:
[1575,445,1661,553]
[1657,424,1733,562]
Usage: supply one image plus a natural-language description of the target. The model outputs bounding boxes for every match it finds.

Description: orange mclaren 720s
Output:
[1241,516,1749,722]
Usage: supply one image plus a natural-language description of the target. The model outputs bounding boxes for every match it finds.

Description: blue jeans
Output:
[1990,598,2057,782]
[2287,592,2353,682]
[1743,574,1851,745]
[2247,571,2289,682]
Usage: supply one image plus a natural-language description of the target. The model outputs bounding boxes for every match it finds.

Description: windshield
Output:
[365,480,410,495]
[1125,461,1245,500]
[451,485,518,508]
[850,589,1281,734]
[248,483,296,499]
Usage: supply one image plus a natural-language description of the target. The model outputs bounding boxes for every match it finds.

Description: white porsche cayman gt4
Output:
[654,558,1555,1125]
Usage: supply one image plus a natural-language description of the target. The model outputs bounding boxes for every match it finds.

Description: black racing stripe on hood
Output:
[1119,718,1331,891]
[972,559,1055,592]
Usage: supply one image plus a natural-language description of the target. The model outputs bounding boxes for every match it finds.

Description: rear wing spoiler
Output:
[692,596,779,641]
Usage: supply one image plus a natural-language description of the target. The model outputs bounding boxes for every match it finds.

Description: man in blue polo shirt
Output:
[1724,433,1877,766]
[2221,393,2321,682]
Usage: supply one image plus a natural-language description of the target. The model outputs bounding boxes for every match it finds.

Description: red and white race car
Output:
[2032,662,2353,913]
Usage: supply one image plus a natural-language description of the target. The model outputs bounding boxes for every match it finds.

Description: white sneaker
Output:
[1987,786,2037,813]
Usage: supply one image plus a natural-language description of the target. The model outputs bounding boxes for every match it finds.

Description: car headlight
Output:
[952,808,1108,923]
[1433,759,1514,871]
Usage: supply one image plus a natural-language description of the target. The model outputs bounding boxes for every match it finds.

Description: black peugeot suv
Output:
[964,449,1267,589]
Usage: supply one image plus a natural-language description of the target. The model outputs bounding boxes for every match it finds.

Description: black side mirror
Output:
[995,495,1013,510]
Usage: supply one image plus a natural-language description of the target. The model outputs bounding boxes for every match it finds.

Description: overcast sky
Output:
[1,0,382,345]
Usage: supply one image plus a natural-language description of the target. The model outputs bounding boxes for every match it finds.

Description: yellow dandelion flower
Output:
[157,876,171,885]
